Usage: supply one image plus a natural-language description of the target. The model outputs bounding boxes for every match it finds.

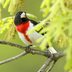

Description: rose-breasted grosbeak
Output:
[14,11,57,54]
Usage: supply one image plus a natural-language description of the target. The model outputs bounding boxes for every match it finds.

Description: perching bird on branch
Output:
[14,11,57,54]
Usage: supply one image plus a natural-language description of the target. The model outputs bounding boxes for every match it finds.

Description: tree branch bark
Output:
[46,60,56,72]
[37,58,52,72]
[0,40,51,57]
[0,40,65,72]
[0,51,28,65]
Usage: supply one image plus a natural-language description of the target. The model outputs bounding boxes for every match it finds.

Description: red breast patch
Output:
[16,21,29,33]
[16,21,32,43]
[23,33,32,43]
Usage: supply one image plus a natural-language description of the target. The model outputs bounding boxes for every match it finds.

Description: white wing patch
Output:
[17,32,31,45]
[17,21,42,45]
[17,21,57,54]
[27,21,43,43]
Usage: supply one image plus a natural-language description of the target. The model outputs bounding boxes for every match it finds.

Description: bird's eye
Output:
[20,12,26,18]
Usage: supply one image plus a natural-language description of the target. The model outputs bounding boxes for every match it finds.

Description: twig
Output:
[0,40,65,72]
[0,40,64,58]
[37,58,52,72]
[0,40,26,50]
[0,51,28,65]
[46,61,56,72]
[37,52,64,72]
[0,40,51,57]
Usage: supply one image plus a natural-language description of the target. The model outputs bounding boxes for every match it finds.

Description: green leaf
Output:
[0,0,5,5]
[65,40,72,70]
[27,13,37,20]
[3,0,10,8]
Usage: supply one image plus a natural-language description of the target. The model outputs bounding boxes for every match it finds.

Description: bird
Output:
[14,11,57,54]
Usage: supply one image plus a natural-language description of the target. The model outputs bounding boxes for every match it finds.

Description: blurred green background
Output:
[0,0,65,72]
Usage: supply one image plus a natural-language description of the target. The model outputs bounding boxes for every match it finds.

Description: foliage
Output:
[0,0,72,71]
[0,0,37,40]
[38,0,72,71]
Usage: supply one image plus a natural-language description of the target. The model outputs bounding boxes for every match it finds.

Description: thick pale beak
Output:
[21,13,26,18]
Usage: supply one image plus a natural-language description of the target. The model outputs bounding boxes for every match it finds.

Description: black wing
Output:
[30,19,38,25]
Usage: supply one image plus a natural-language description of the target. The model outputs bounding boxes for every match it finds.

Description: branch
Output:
[37,58,52,72]
[37,52,64,72]
[0,40,65,72]
[0,40,26,50]
[46,61,56,72]
[0,51,28,65]
[0,40,51,57]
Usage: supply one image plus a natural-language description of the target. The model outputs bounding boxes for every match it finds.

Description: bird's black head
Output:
[14,11,29,26]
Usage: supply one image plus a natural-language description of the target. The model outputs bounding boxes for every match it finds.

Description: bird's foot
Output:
[25,45,32,53]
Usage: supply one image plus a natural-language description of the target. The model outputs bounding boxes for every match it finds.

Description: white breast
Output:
[17,21,57,54]
[17,21,43,46]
